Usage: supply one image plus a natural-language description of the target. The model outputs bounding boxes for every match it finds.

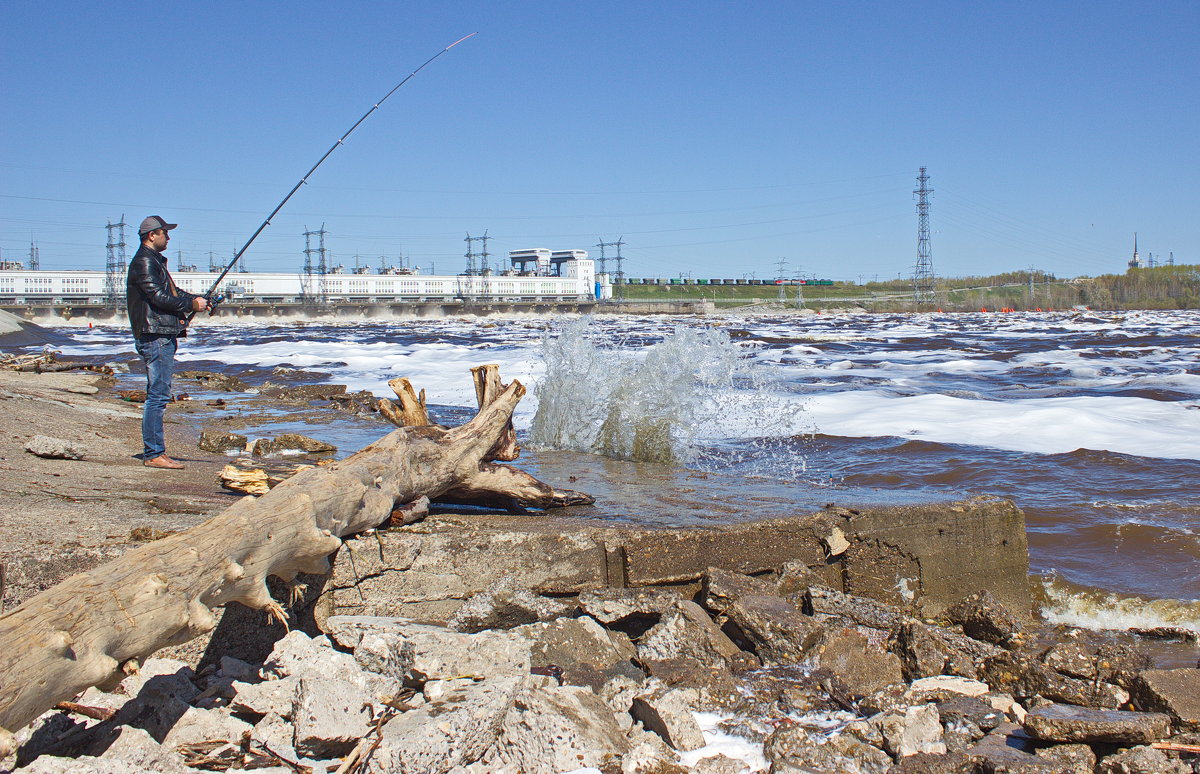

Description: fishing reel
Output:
[207,292,226,316]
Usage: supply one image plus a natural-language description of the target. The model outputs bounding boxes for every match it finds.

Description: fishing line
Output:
[188,32,478,323]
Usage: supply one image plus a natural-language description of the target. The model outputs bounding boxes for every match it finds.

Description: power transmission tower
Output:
[912,167,935,305]
[775,258,789,303]
[464,231,490,274]
[302,224,329,305]
[597,237,626,299]
[104,216,128,309]
[28,239,40,270]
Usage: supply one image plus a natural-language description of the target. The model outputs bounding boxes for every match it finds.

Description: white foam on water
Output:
[799,391,1200,460]
[678,712,769,772]
[1040,576,1200,636]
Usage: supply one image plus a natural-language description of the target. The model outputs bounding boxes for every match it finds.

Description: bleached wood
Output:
[0,371,590,751]
[381,377,431,427]
[470,364,519,462]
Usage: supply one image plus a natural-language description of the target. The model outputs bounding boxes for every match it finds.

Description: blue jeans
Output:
[135,335,177,459]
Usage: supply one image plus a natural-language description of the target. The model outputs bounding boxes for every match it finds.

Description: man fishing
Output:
[126,216,207,469]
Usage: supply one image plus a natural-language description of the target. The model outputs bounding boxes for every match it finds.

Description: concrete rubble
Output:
[4,502,1200,773]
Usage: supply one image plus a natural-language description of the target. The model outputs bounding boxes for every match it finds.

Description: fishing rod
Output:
[186,32,478,324]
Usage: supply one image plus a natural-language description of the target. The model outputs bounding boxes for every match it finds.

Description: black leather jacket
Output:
[126,244,197,339]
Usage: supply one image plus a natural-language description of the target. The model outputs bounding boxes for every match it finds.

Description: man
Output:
[126,215,207,469]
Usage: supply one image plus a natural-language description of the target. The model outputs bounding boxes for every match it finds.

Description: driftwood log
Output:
[0,367,591,753]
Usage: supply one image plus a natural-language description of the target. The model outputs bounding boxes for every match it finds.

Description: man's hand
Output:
[192,297,208,312]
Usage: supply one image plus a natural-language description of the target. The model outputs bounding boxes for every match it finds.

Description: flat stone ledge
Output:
[1022,703,1171,745]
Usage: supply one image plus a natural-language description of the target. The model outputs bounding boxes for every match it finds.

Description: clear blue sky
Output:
[2,1,1196,281]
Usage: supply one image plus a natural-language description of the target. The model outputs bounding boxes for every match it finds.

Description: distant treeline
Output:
[617,265,1200,311]
[866,265,1200,311]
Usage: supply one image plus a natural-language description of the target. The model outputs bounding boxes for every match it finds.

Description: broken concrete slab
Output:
[805,627,904,699]
[1130,668,1200,732]
[1022,703,1171,745]
[316,498,1030,625]
[365,676,524,774]
[446,577,573,632]
[483,676,632,772]
[631,688,706,752]
[879,703,947,758]
[324,615,535,682]
[944,590,1025,646]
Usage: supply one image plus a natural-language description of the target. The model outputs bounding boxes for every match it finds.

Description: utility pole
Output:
[912,167,935,305]
[597,237,626,300]
[104,216,128,309]
[27,239,39,271]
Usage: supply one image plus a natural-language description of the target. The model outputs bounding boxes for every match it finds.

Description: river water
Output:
[48,309,1200,636]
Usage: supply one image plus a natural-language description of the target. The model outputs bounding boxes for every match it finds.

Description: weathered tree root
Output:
[0,367,591,751]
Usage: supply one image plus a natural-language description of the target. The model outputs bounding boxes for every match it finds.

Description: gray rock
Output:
[87,726,189,774]
[159,706,252,750]
[521,615,640,692]
[1033,742,1096,774]
[292,676,374,758]
[981,650,1129,708]
[248,712,300,768]
[481,676,632,773]
[775,560,824,597]
[941,717,985,753]
[636,600,741,667]
[351,631,414,680]
[631,688,706,752]
[1130,668,1200,732]
[365,676,524,774]
[325,615,535,682]
[890,751,977,773]
[216,656,257,682]
[704,581,824,664]
[197,431,249,453]
[1096,744,1191,774]
[116,659,197,704]
[577,587,681,623]
[765,724,892,773]
[229,677,299,718]
[944,590,1024,647]
[879,704,947,758]
[261,630,362,683]
[253,433,336,456]
[446,576,572,632]
[25,435,88,460]
[804,627,903,699]
[890,620,981,681]
[692,753,751,774]
[934,694,1006,732]
[640,656,739,712]
[1022,703,1171,744]
[702,567,778,614]
[966,726,1057,774]
[906,675,990,701]
[19,756,157,773]
[177,370,249,392]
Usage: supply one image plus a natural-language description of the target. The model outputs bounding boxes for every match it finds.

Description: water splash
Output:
[1037,573,1200,636]
[530,318,763,464]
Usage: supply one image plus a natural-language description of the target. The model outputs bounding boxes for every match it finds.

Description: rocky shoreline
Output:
[4,571,1199,773]
[2,316,1199,773]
